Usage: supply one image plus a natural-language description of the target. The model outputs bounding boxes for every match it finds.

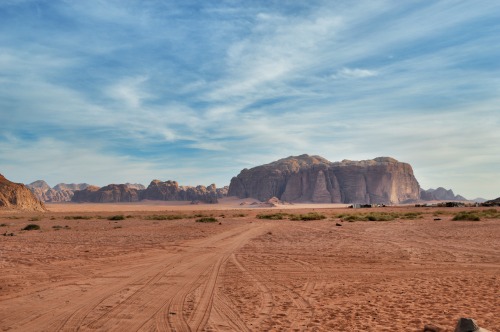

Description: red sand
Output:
[0,203,498,331]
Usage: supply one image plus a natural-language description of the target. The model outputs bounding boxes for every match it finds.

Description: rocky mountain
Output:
[70,181,228,203]
[228,155,421,204]
[141,180,223,203]
[27,181,90,202]
[71,184,141,203]
[420,187,467,201]
[0,174,46,211]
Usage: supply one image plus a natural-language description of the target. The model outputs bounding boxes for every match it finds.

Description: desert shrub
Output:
[22,224,40,231]
[145,214,185,220]
[107,215,125,221]
[257,213,287,220]
[64,215,92,220]
[196,217,218,223]
[452,211,480,221]
[290,212,326,221]
[29,216,41,221]
[401,212,423,219]
[0,223,7,227]
[233,213,247,217]
[52,225,63,229]
[126,215,133,218]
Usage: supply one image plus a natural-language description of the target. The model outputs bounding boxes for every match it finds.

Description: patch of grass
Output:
[6,216,20,219]
[289,212,326,221]
[107,215,125,221]
[335,212,408,222]
[232,213,247,217]
[257,213,287,220]
[0,223,7,227]
[452,211,481,221]
[144,214,185,220]
[22,224,40,231]
[52,225,70,230]
[401,212,423,220]
[196,217,218,223]
[64,215,92,220]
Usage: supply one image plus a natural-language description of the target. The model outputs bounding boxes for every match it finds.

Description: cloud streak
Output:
[0,1,499,199]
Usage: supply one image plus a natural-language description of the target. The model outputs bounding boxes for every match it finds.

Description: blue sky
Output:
[0,0,499,199]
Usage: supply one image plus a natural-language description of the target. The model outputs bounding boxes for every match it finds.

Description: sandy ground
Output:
[0,203,498,331]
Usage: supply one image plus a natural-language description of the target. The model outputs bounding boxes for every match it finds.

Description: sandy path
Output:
[1,206,499,331]
[0,220,274,331]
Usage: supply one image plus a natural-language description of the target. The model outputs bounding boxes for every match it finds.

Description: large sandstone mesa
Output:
[228,154,421,204]
[141,180,224,204]
[0,174,46,211]
[27,181,90,202]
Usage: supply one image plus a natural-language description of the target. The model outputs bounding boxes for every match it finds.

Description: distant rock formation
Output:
[27,181,90,202]
[420,187,467,201]
[228,155,421,204]
[482,197,500,207]
[71,184,141,203]
[141,180,222,203]
[70,181,228,204]
[0,174,46,211]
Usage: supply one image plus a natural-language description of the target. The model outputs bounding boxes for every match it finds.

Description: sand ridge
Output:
[0,205,498,331]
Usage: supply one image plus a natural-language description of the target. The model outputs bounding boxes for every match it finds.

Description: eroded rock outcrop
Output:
[71,184,140,203]
[141,180,221,203]
[228,155,421,204]
[0,174,46,211]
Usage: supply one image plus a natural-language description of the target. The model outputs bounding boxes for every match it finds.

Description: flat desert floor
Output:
[0,202,498,331]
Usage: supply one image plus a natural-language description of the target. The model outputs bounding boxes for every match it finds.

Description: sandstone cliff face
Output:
[0,174,46,211]
[141,180,220,203]
[228,155,421,204]
[71,184,140,203]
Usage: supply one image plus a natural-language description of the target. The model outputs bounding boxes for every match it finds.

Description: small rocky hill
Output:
[0,174,46,211]
[228,155,421,204]
[482,197,500,206]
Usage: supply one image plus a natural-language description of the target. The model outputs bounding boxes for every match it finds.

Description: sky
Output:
[0,0,499,199]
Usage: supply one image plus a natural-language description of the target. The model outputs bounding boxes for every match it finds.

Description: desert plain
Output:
[0,200,499,331]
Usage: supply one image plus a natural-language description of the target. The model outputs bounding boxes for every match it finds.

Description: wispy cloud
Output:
[0,1,499,199]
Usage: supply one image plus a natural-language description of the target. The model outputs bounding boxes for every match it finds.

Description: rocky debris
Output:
[141,180,221,203]
[71,184,140,203]
[27,181,90,202]
[228,154,421,204]
[420,187,467,201]
[453,318,490,332]
[0,174,46,211]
